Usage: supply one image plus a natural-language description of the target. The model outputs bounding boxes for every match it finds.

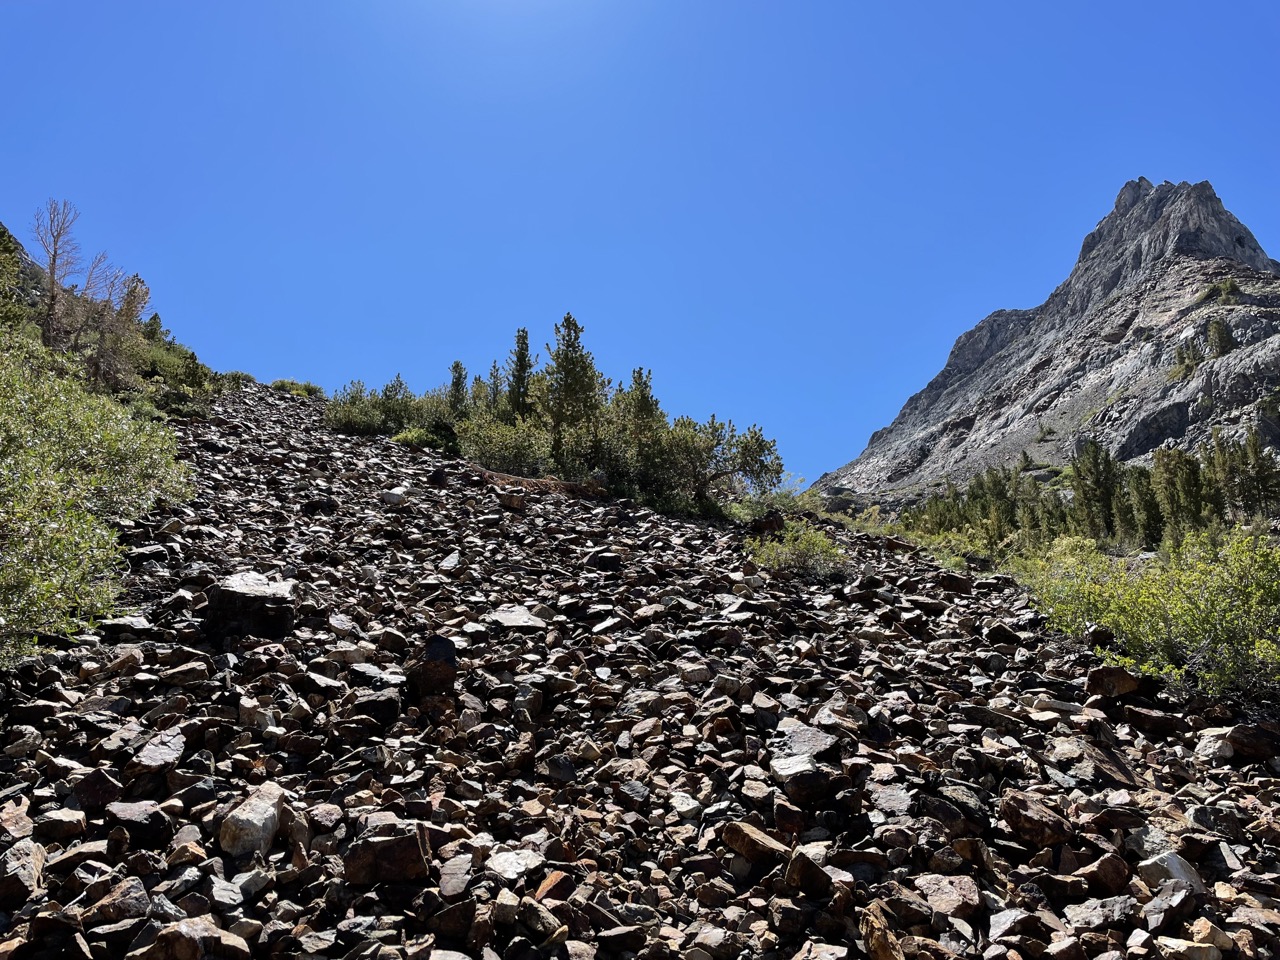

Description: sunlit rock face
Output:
[816,179,1280,506]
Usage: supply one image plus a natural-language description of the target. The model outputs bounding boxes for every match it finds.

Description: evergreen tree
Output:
[447,360,468,417]
[505,327,534,420]
[1242,426,1280,516]
[1208,317,1237,358]
[1153,447,1209,538]
[543,313,608,469]
[0,227,23,330]
[1069,439,1119,538]
[141,312,168,343]
[1126,466,1164,549]
[486,360,504,414]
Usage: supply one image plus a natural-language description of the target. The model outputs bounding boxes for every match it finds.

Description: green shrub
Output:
[270,378,325,398]
[216,371,257,391]
[147,388,212,420]
[391,423,459,455]
[0,335,190,656]
[727,474,825,524]
[325,380,388,435]
[457,415,550,477]
[1195,278,1241,306]
[1018,531,1280,697]
[746,520,846,582]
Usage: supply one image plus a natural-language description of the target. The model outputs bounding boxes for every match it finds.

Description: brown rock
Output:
[860,901,906,960]
[1086,666,1139,698]
[405,635,459,700]
[1000,791,1073,847]
[125,916,251,959]
[722,820,789,864]
[345,823,430,884]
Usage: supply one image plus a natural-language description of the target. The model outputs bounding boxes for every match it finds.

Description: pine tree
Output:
[505,328,534,420]
[543,313,607,470]
[1070,438,1119,539]
[1208,317,1237,358]
[1125,466,1163,549]
[486,360,504,414]
[447,360,468,418]
[0,227,23,330]
[1242,426,1280,515]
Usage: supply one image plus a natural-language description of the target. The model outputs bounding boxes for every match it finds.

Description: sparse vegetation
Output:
[1208,317,1237,358]
[1169,339,1206,380]
[746,520,846,582]
[327,314,784,513]
[270,378,325,398]
[1195,277,1241,306]
[217,371,257,390]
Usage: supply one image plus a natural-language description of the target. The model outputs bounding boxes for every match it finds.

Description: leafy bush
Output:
[0,335,189,656]
[391,423,460,456]
[1018,532,1280,697]
[270,378,325,398]
[457,415,550,477]
[324,380,389,435]
[747,520,846,582]
[728,474,827,523]
[216,371,257,390]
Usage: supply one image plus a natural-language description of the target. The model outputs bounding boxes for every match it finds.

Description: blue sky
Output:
[4,2,1278,485]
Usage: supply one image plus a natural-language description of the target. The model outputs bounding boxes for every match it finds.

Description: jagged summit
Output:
[1050,178,1279,320]
[817,180,1280,502]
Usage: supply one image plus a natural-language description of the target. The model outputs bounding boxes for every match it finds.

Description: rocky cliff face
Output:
[815,179,1280,504]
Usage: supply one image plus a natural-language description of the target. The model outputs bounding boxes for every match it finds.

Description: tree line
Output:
[902,429,1280,554]
[325,313,784,513]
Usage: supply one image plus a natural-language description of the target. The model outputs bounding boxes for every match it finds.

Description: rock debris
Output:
[2,383,1279,960]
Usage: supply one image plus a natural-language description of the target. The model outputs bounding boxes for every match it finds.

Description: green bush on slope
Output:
[1017,531,1280,697]
[747,520,846,582]
[0,335,189,657]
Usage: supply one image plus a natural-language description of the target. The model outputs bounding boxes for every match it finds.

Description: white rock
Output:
[219,782,286,858]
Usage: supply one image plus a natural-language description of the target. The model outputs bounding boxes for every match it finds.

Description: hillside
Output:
[815,180,1280,506]
[2,383,1280,959]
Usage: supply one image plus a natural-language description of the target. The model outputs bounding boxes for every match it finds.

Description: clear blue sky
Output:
[4,2,1278,485]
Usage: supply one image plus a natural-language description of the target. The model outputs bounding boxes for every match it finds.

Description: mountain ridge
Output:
[816,180,1280,504]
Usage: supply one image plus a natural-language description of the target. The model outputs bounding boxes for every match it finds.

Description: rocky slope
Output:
[3,384,1280,960]
[815,179,1280,505]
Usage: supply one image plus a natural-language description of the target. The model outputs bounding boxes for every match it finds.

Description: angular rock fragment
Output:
[205,570,296,638]
[219,782,285,858]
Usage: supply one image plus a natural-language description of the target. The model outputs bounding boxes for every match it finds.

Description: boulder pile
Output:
[2,384,1279,960]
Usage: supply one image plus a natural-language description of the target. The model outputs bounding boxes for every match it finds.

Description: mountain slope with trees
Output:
[816,179,1280,506]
